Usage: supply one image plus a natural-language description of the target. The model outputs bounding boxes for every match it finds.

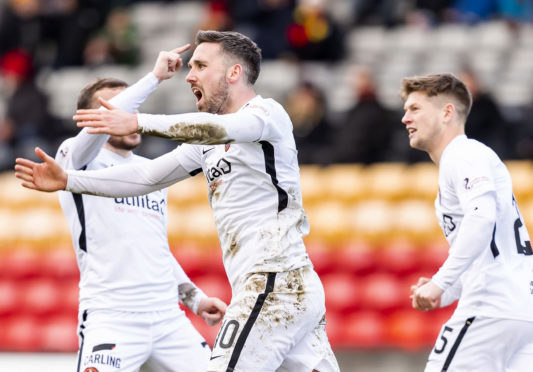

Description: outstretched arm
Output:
[16,147,68,192]
[16,146,193,196]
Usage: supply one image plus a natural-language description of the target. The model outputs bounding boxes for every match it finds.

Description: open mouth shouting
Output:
[192,86,203,107]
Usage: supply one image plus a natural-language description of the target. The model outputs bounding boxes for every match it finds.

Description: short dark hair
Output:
[400,73,472,123]
[195,30,262,85]
[77,78,128,109]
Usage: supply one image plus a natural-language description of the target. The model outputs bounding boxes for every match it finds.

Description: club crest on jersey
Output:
[84,368,99,372]
[225,143,231,152]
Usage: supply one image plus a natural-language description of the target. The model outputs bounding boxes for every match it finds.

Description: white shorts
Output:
[77,307,210,372]
[207,266,339,372]
[425,314,533,372]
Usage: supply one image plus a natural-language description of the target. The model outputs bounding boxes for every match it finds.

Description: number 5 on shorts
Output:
[434,326,453,354]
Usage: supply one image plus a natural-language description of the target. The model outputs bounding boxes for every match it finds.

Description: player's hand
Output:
[413,280,443,312]
[197,297,226,326]
[152,44,191,82]
[15,147,68,192]
[73,98,138,135]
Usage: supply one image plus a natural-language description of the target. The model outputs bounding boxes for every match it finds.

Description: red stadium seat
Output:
[342,311,385,348]
[40,315,79,352]
[360,273,405,312]
[172,245,225,278]
[41,248,80,280]
[333,242,378,275]
[419,240,449,273]
[307,243,336,276]
[323,312,344,349]
[322,272,362,313]
[56,279,80,316]
[0,280,21,316]
[19,279,62,317]
[2,315,42,351]
[378,240,420,276]
[2,248,43,280]
[384,310,428,351]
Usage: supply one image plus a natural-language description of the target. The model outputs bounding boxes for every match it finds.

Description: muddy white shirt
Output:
[57,73,203,312]
[433,135,533,321]
[66,94,313,291]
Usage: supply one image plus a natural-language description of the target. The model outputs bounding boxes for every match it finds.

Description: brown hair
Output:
[400,73,472,122]
[195,30,262,85]
[77,78,128,109]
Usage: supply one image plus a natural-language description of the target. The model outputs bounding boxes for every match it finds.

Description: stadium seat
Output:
[56,279,80,316]
[384,310,428,351]
[0,280,21,316]
[2,315,42,351]
[40,315,79,352]
[378,240,420,276]
[333,242,378,275]
[322,272,362,314]
[1,248,43,280]
[360,273,405,312]
[19,279,62,317]
[41,247,79,281]
[418,240,449,273]
[307,242,337,276]
[342,311,385,348]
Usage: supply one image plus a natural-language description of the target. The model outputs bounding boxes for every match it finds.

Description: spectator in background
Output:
[284,80,333,164]
[352,0,408,27]
[227,0,295,59]
[83,7,140,67]
[196,0,233,32]
[286,0,345,62]
[329,65,395,164]
[0,49,58,170]
[458,67,508,158]
[0,0,111,69]
[406,0,454,27]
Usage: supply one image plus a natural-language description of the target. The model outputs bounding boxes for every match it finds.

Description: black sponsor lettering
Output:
[205,158,232,182]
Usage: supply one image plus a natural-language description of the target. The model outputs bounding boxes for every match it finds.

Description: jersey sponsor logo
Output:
[114,195,165,216]
[84,353,121,369]
[205,158,232,182]
[463,176,489,190]
[442,214,456,237]
[225,143,231,152]
[202,147,215,154]
[209,355,223,361]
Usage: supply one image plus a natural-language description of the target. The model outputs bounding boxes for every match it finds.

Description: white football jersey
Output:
[173,96,313,290]
[434,135,533,321]
[57,73,196,312]
[66,94,313,291]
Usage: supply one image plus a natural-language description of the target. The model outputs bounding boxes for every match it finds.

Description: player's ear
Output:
[227,64,242,83]
[443,103,455,123]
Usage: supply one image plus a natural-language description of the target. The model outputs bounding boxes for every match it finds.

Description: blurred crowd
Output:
[1,0,533,171]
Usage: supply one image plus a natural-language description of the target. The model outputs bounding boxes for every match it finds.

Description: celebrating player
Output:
[51,62,226,372]
[15,30,339,372]
[403,73,533,372]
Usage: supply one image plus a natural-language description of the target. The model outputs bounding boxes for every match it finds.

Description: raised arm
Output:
[64,72,161,170]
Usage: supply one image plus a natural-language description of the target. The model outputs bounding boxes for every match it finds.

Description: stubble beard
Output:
[202,78,230,114]
[107,134,141,151]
